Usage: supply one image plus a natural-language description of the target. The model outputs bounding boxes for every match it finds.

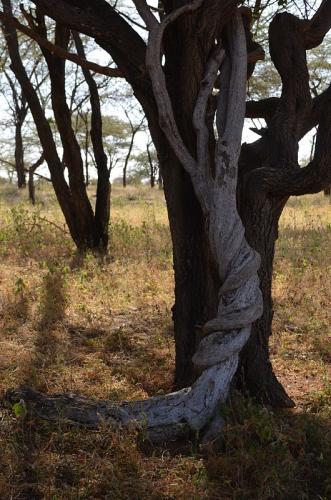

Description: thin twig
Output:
[37,216,69,234]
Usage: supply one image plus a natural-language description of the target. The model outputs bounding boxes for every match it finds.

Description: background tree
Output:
[1,0,119,250]
[122,110,145,188]
[73,112,133,183]
[0,27,47,188]
[131,140,159,187]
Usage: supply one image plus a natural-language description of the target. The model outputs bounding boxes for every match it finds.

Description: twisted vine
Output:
[6,8,263,444]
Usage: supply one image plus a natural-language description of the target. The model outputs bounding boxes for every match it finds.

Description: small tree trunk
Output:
[84,113,89,186]
[94,172,111,250]
[123,132,135,188]
[150,168,155,188]
[28,168,35,204]
[15,121,26,188]
[147,142,155,188]
[158,170,163,190]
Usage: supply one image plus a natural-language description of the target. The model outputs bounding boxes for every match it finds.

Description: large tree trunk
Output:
[161,152,219,388]
[163,142,293,405]
[159,2,225,388]
[238,194,294,407]
[28,168,35,204]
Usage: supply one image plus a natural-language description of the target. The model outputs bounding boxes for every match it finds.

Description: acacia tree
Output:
[122,111,145,188]
[5,0,331,441]
[3,70,28,187]
[0,0,115,250]
[0,31,46,189]
[131,140,159,187]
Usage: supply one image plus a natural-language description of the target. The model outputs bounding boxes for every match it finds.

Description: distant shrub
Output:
[110,218,172,264]
[0,205,72,259]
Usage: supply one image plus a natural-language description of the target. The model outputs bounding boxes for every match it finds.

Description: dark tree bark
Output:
[236,5,331,405]
[160,152,220,388]
[28,168,35,203]
[159,0,232,386]
[81,111,90,186]
[72,31,111,249]
[238,191,293,406]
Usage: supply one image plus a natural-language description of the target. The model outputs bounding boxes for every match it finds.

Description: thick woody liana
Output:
[6,3,263,443]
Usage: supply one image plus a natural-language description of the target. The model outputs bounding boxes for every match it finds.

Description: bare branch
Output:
[28,0,148,84]
[27,153,44,173]
[0,10,123,78]
[31,171,51,182]
[132,0,158,30]
[245,85,331,198]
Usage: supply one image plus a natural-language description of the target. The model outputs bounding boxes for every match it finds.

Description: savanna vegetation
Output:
[0,0,331,497]
[0,182,330,498]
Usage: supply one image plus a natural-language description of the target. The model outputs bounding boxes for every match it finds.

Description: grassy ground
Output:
[0,181,330,499]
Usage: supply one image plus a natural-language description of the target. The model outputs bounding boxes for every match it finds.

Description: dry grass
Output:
[0,181,330,499]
